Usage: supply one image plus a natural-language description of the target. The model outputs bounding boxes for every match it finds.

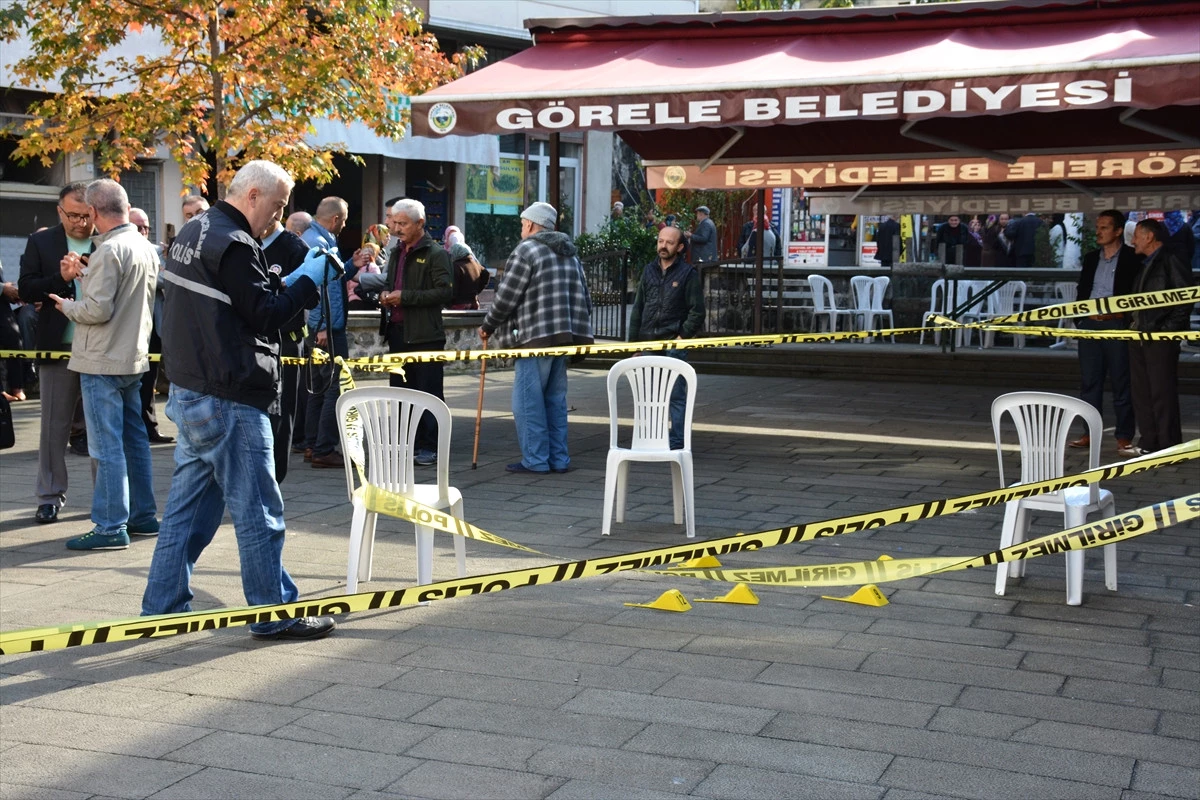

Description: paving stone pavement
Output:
[1,364,1197,800]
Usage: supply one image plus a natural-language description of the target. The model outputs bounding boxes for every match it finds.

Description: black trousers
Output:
[272,334,304,482]
[386,324,445,453]
[1128,340,1182,453]
[139,327,162,436]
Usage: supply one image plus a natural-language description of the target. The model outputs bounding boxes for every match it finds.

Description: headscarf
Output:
[443,225,465,250]
[363,224,389,249]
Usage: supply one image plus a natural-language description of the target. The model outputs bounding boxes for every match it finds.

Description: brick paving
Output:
[1,363,1197,800]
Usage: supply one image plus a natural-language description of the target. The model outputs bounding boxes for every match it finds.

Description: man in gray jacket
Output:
[49,179,160,551]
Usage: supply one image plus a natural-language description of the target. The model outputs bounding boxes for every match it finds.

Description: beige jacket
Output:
[63,222,159,375]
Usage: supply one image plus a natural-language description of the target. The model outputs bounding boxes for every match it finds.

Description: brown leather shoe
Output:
[311,451,344,469]
[1068,435,1090,449]
[303,448,313,462]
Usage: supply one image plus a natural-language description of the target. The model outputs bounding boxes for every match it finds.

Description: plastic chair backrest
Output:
[988,281,1027,316]
[850,276,874,313]
[1055,282,1077,302]
[335,386,453,506]
[808,274,837,313]
[991,391,1103,505]
[927,279,945,314]
[871,276,890,311]
[955,279,989,311]
[607,356,697,452]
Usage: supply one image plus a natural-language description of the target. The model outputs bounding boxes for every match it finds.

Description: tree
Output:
[0,0,477,194]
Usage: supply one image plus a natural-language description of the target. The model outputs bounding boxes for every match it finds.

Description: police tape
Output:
[652,495,1198,587]
[926,317,1200,342]
[2,441,1192,655]
[3,285,1194,367]
[983,285,1200,326]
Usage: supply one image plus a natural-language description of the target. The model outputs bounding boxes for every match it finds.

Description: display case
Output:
[858,215,885,265]
[827,214,857,266]
[786,192,827,266]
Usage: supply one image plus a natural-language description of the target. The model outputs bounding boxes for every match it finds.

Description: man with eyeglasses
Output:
[18,182,94,524]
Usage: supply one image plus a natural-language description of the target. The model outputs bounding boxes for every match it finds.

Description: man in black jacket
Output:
[629,225,704,449]
[1071,209,1142,456]
[1125,219,1196,456]
[373,198,452,467]
[141,160,337,641]
[18,183,93,524]
[875,215,901,267]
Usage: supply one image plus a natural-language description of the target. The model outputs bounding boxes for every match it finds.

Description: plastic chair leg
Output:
[614,460,631,523]
[1099,494,1118,591]
[996,500,1023,595]
[415,525,434,586]
[347,498,368,592]
[361,510,380,582]
[681,454,695,539]
[1103,544,1118,591]
[602,452,620,536]
[1064,499,1088,606]
[670,461,684,524]
[452,498,467,577]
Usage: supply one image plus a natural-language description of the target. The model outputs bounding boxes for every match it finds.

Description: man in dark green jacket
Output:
[629,225,705,449]
[376,199,452,466]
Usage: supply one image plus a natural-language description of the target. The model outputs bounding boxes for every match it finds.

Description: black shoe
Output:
[35,504,58,524]
[68,438,88,456]
[147,432,175,444]
[250,616,336,641]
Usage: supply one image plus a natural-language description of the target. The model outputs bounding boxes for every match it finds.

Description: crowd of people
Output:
[4,161,1195,643]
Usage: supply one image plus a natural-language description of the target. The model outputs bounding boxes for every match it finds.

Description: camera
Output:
[317,247,345,278]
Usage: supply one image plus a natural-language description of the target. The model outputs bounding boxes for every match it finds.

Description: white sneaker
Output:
[1117,442,1147,458]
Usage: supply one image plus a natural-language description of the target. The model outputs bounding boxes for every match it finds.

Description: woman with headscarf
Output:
[964,217,983,267]
[443,225,465,251]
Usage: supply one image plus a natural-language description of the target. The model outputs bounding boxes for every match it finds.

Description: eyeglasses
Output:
[135,224,150,233]
[58,206,91,225]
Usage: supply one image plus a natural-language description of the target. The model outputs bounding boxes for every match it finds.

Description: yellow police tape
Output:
[927,317,1200,342]
[2,284,1195,366]
[2,441,1194,655]
[653,495,1198,586]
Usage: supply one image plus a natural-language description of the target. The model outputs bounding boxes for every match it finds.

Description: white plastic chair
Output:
[602,356,697,538]
[953,280,991,348]
[991,391,1117,605]
[980,280,1027,349]
[870,275,895,342]
[336,387,466,593]
[808,274,854,333]
[919,279,946,345]
[850,276,874,340]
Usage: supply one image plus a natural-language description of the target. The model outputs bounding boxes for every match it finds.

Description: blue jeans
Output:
[1076,317,1134,441]
[141,386,299,635]
[661,349,690,450]
[79,372,157,533]
[513,355,569,472]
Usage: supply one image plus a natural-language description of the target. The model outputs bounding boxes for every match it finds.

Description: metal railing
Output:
[581,249,630,341]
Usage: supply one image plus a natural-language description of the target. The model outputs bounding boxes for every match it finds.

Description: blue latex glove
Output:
[283,247,341,287]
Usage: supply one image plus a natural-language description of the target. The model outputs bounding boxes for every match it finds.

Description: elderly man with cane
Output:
[478,202,593,474]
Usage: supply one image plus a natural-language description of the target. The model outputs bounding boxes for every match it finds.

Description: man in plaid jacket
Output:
[480,202,593,474]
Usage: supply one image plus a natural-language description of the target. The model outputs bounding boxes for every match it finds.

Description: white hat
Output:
[521,202,558,231]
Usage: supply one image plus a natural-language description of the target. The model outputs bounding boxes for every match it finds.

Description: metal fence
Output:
[580,249,631,341]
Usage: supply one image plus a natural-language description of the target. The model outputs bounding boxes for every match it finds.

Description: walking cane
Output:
[472,336,487,469]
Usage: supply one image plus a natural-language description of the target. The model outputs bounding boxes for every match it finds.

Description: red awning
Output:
[412,2,1200,140]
